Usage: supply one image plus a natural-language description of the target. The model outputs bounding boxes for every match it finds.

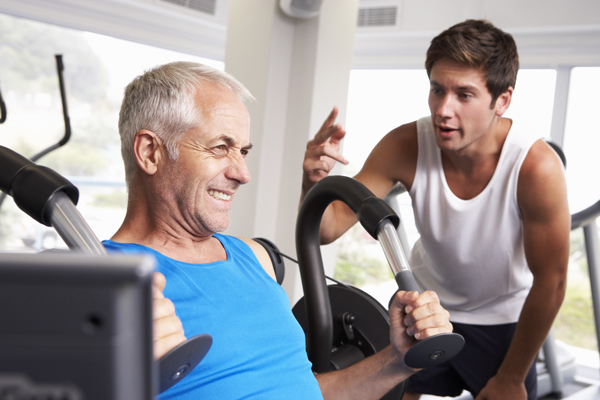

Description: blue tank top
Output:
[103,234,323,400]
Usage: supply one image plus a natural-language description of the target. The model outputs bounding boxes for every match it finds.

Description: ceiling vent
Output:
[357,6,398,28]
[159,0,217,15]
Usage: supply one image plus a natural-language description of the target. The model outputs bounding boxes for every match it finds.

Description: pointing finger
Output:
[318,106,339,133]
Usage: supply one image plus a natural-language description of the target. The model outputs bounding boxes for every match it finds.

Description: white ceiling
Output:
[0,0,599,68]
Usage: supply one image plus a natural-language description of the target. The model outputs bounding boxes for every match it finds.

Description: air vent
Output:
[160,0,216,15]
[357,6,397,27]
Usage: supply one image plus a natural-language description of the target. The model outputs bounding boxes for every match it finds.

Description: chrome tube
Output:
[48,191,107,255]
[377,219,411,275]
[377,219,421,293]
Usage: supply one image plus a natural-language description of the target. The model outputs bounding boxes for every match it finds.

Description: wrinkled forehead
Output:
[189,86,251,145]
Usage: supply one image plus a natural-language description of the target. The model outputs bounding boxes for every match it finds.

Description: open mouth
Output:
[438,125,458,137]
[439,125,456,133]
[208,190,232,201]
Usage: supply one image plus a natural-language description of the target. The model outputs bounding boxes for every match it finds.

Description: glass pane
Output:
[503,69,557,140]
[343,69,430,173]
[557,67,600,356]
[563,67,600,214]
[0,13,222,252]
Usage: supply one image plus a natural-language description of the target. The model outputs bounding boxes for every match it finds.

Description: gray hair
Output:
[118,61,254,188]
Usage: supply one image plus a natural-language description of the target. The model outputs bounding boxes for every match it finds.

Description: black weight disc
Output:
[159,333,212,393]
[293,284,406,399]
[404,332,465,368]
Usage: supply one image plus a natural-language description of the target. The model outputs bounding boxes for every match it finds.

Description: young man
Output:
[302,20,570,400]
[105,61,453,399]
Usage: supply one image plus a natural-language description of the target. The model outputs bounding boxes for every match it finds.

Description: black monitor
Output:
[0,252,156,400]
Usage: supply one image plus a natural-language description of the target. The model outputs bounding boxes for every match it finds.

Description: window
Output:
[503,69,557,140]
[563,67,600,213]
[0,13,222,251]
[557,67,600,355]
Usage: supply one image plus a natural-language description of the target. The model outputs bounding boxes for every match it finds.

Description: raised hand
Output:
[302,106,349,192]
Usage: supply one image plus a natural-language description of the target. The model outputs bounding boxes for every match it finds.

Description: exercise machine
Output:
[293,175,465,399]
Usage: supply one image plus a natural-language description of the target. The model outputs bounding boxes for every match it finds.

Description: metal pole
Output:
[48,191,106,255]
[583,222,600,364]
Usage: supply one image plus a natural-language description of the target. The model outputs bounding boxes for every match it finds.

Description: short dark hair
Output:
[425,19,519,104]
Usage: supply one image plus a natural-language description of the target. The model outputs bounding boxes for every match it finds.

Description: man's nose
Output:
[227,155,251,185]
[435,94,454,118]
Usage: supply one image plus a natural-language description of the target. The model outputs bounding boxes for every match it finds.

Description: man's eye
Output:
[241,149,249,157]
[212,145,228,156]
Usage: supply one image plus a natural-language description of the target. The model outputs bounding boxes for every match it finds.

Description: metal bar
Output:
[377,219,412,276]
[583,222,600,364]
[48,191,106,255]
[549,66,571,147]
[542,329,564,396]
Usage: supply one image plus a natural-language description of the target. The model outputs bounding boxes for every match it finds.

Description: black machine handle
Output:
[0,145,79,227]
[296,176,464,371]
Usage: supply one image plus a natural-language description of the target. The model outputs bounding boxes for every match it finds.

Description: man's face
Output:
[428,59,509,154]
[161,82,251,236]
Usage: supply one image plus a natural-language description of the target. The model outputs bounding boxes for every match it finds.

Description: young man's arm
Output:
[476,140,570,400]
[316,290,452,400]
[301,108,418,244]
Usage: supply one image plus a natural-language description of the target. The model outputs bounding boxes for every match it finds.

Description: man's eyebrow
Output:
[430,80,480,92]
[218,135,253,150]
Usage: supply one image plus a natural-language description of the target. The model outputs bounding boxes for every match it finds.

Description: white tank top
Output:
[408,116,539,325]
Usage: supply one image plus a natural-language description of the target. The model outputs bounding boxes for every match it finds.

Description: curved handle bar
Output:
[296,176,400,372]
[0,145,79,227]
[297,176,464,371]
[572,199,600,230]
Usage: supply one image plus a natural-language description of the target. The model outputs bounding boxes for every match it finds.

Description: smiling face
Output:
[159,82,252,236]
[428,59,512,155]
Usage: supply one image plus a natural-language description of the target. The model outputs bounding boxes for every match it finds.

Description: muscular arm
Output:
[477,140,570,399]
[301,113,419,244]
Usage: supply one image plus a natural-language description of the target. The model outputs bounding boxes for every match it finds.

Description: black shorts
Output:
[406,322,537,399]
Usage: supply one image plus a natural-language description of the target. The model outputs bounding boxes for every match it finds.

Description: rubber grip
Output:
[394,270,421,293]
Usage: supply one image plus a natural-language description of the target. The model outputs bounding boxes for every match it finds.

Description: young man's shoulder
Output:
[357,120,419,194]
[520,139,565,182]
[517,139,567,212]
[370,121,418,159]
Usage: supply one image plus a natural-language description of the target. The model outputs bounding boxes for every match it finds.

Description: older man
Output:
[103,61,452,399]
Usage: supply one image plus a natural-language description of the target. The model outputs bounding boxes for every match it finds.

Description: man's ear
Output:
[494,87,513,117]
[133,130,165,176]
